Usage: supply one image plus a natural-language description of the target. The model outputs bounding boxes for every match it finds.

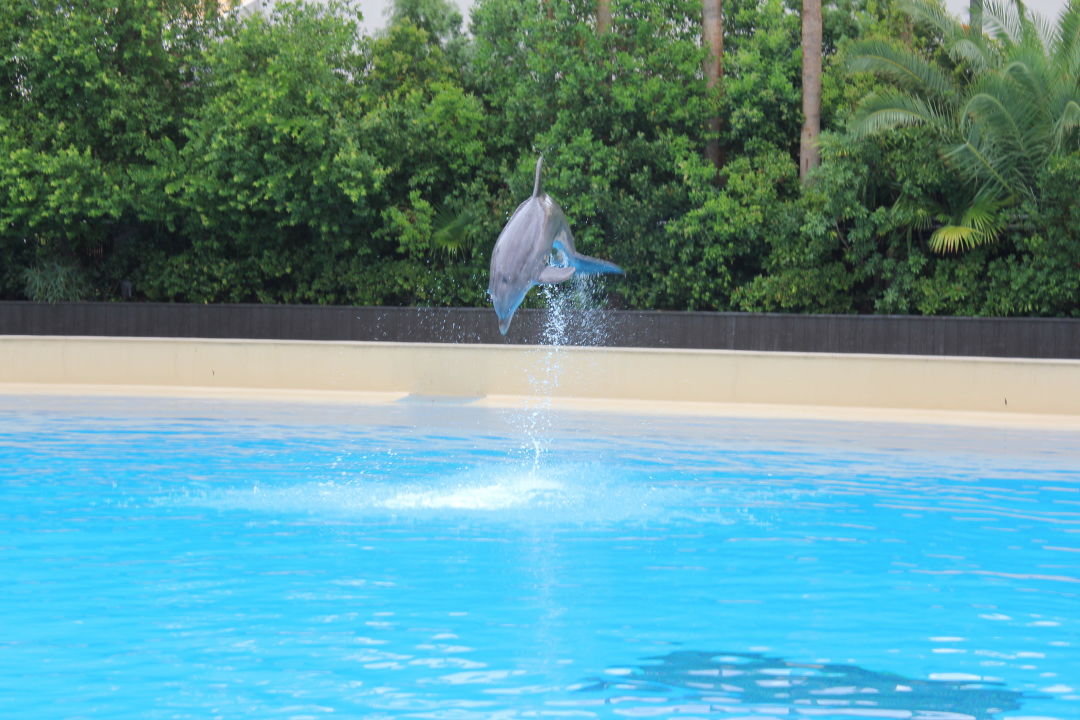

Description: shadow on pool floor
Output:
[579,650,1025,719]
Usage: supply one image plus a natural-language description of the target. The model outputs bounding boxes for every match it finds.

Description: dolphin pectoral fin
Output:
[567,251,624,275]
[537,266,576,284]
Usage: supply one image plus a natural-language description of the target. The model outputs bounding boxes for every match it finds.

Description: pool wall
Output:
[5,301,1080,358]
[2,336,1078,420]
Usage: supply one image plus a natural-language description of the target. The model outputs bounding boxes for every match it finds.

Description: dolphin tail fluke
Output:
[567,251,624,276]
[533,156,543,198]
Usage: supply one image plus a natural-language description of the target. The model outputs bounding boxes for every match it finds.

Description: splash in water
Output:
[517,277,616,468]
[169,462,682,525]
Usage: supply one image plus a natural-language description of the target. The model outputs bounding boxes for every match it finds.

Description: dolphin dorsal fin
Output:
[533,155,543,198]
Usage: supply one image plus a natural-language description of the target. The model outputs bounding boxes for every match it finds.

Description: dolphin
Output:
[488,156,623,335]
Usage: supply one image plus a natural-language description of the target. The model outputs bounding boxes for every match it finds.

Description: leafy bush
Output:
[22,261,91,303]
[0,0,1075,317]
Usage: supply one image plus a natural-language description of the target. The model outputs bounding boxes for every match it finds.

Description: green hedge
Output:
[1,0,1077,315]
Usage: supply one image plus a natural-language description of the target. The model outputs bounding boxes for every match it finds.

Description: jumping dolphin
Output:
[488,156,623,335]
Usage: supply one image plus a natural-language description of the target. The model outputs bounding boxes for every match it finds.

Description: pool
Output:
[1,393,1078,719]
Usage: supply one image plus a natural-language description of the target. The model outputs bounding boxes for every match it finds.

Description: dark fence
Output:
[1,302,1078,359]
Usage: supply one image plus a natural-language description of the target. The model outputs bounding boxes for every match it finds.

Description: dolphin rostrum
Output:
[488,156,623,335]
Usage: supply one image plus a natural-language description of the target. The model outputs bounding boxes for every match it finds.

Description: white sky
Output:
[352,0,1071,35]
[945,0,1070,21]
[354,0,471,34]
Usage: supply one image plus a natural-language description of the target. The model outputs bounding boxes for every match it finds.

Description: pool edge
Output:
[2,335,1079,430]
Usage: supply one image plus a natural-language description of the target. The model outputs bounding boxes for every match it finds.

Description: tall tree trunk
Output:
[800,0,822,182]
[597,0,612,34]
[702,0,724,172]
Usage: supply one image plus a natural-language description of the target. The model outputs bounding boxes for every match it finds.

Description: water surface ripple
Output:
[1,395,1078,719]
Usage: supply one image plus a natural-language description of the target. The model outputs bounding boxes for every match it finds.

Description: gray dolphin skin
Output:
[488,156,623,335]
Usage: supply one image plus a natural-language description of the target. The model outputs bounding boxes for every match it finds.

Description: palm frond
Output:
[961,195,1007,230]
[958,75,1052,178]
[929,195,1006,253]
[909,0,1001,73]
[844,0,1078,255]
[891,196,942,232]
[1052,98,1080,150]
[947,38,992,73]
[1028,7,1058,52]
[999,53,1051,106]
[942,134,1027,201]
[886,180,1006,254]
[998,62,1059,159]
[1053,0,1080,77]
[982,0,1024,47]
[847,90,948,138]
[929,224,995,252]
[847,39,957,102]
[430,204,478,256]
[961,91,1031,157]
[898,0,964,37]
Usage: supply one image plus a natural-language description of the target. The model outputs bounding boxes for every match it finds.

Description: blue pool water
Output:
[1,394,1078,719]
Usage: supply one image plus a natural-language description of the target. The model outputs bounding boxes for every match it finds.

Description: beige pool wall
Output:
[1,335,1079,428]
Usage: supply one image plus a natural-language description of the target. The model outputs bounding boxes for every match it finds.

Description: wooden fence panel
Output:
[0,302,1077,358]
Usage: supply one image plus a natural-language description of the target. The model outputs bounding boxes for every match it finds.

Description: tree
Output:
[142,0,381,303]
[358,18,489,306]
[703,0,725,170]
[847,0,1080,251]
[388,0,464,42]
[471,0,756,310]
[597,0,612,33]
[0,0,224,300]
[386,0,469,66]
[720,0,803,157]
[800,0,822,180]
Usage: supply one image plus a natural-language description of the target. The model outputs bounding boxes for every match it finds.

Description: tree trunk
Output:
[800,0,822,182]
[597,0,612,34]
[702,0,724,172]
[970,0,983,38]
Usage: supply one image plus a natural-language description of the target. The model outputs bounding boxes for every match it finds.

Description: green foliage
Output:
[0,0,1076,317]
[978,152,1080,317]
[386,0,468,58]
[846,0,1080,250]
[23,260,91,303]
[722,0,802,157]
[141,1,381,303]
[0,0,223,300]
[470,0,811,311]
[927,196,1005,252]
[360,17,490,305]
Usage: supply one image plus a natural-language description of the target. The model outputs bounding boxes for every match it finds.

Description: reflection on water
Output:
[3,395,1076,720]
[583,650,1024,719]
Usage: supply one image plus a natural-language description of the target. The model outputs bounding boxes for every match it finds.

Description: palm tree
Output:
[597,0,612,34]
[847,0,1080,251]
[703,0,724,171]
[800,0,823,181]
